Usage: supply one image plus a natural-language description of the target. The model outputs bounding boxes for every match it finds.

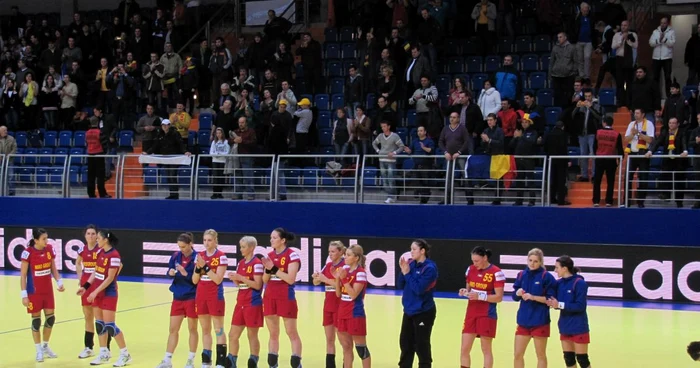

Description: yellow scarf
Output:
[624,120,648,153]
[24,82,34,107]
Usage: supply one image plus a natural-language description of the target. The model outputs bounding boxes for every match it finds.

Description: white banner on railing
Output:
[138,155,192,166]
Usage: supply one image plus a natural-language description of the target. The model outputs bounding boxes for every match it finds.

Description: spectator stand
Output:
[4,152,71,198]
[65,154,123,198]
[275,154,361,203]
[121,154,197,200]
[547,155,625,207]
[359,155,449,205]
[193,154,276,200]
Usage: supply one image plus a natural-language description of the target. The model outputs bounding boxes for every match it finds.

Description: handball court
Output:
[0,273,698,367]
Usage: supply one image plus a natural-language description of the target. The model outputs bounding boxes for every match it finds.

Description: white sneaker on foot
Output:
[90,353,111,365]
[36,351,44,362]
[113,353,132,367]
[184,358,195,368]
[79,347,95,359]
[42,344,58,359]
[201,363,212,368]
[385,197,395,204]
[155,360,172,368]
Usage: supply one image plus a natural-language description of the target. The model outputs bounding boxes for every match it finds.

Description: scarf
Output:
[180,64,196,75]
[624,119,648,153]
[24,82,34,107]
[668,130,677,154]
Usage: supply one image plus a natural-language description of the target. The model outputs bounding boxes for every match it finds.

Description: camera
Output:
[627,33,636,42]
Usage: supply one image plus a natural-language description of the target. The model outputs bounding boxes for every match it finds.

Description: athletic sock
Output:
[325,353,336,368]
[84,331,95,349]
[120,348,128,355]
[164,352,173,362]
[188,351,197,361]
[100,347,109,355]
[227,354,238,368]
[248,355,259,368]
[42,342,48,348]
[202,349,213,364]
[267,352,278,368]
[215,344,227,366]
[35,344,42,353]
[290,354,301,368]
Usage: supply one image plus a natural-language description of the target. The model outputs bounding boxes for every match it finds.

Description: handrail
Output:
[177,0,236,55]
[360,154,450,204]
[193,154,276,200]
[64,154,123,199]
[548,155,624,207]
[0,154,5,196]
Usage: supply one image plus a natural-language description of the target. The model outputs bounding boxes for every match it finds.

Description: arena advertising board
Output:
[1,227,699,303]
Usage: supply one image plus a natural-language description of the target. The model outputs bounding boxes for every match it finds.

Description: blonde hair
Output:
[240,236,257,248]
[527,248,544,264]
[203,229,219,243]
[329,240,346,253]
[348,244,366,267]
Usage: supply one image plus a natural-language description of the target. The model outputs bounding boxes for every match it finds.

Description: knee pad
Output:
[44,314,55,329]
[355,345,371,360]
[31,317,41,332]
[290,354,301,368]
[576,353,591,368]
[95,320,106,336]
[563,351,576,367]
[104,322,120,337]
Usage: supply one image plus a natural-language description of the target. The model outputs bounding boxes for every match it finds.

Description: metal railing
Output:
[360,155,450,204]
[625,153,700,208]
[3,154,70,198]
[194,154,276,200]
[0,154,4,196]
[548,155,624,207]
[65,154,123,199]
[120,154,196,200]
[278,154,361,202]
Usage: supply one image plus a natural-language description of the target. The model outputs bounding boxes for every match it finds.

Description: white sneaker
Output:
[385,197,395,204]
[35,351,44,363]
[42,344,58,359]
[155,360,172,368]
[91,353,112,365]
[113,353,132,367]
[184,358,195,368]
[79,347,95,359]
[201,363,212,368]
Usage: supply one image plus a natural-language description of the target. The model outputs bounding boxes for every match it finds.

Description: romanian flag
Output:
[464,155,518,189]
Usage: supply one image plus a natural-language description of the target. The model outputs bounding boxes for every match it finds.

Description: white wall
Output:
[671,14,697,87]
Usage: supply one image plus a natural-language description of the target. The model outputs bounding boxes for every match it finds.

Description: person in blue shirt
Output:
[156,233,199,368]
[397,239,438,368]
[546,255,591,368]
[512,248,556,368]
[404,126,435,204]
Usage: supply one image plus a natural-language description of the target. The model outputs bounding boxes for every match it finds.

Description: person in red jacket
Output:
[86,117,110,198]
[497,99,518,153]
[592,116,623,207]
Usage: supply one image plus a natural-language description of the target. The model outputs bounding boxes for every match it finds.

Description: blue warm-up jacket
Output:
[512,266,557,328]
[553,274,590,335]
[398,258,438,316]
[168,251,197,301]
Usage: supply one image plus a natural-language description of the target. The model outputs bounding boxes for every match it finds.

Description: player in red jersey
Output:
[20,228,65,363]
[77,230,132,367]
[192,229,229,368]
[261,228,303,368]
[226,236,264,368]
[76,224,112,359]
[156,233,199,368]
[312,240,346,368]
[458,246,505,368]
[334,244,371,368]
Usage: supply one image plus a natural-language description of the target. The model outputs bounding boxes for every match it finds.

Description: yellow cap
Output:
[298,98,312,106]
[279,99,288,106]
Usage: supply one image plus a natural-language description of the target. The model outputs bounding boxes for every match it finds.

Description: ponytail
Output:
[348,244,366,268]
[273,227,296,244]
[99,229,119,247]
[471,246,492,260]
[177,232,194,244]
[29,228,48,248]
[556,255,579,274]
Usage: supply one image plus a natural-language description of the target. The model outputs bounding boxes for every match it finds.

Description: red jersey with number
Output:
[338,265,367,319]
[196,249,228,301]
[465,264,506,319]
[321,259,345,312]
[21,245,56,295]
[236,257,264,306]
[265,247,301,300]
[94,248,121,297]
[78,244,100,284]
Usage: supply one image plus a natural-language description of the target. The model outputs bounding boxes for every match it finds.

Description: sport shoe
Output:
[201,364,212,368]
[184,358,195,368]
[43,344,58,358]
[155,360,173,368]
[36,351,44,362]
[91,353,112,365]
[384,197,395,204]
[79,347,95,359]
[113,353,132,367]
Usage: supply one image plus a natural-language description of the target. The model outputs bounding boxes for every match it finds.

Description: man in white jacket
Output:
[649,16,675,96]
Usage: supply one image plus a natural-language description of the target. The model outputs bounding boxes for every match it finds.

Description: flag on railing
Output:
[464,155,518,189]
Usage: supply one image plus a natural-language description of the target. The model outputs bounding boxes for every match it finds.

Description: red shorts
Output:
[93,294,118,312]
[263,298,298,319]
[336,317,366,336]
[560,332,590,344]
[27,293,55,314]
[196,298,225,317]
[81,291,91,307]
[232,304,264,328]
[462,315,498,338]
[171,299,197,318]
[323,310,338,327]
[516,324,551,337]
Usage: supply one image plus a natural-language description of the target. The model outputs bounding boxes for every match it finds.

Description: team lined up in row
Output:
[19,227,591,368]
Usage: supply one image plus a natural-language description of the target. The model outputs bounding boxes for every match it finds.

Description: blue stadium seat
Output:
[253,168,271,186]
[24,148,39,165]
[319,128,333,146]
[520,72,529,89]
[119,131,134,151]
[448,57,464,74]
[540,55,551,72]
[16,132,28,147]
[330,78,344,95]
[445,39,462,56]
[44,131,58,148]
[144,167,158,184]
[49,167,63,183]
[497,37,513,54]
[302,167,318,186]
[396,128,408,144]
[18,167,33,183]
[197,167,210,186]
[295,63,304,78]
[515,35,532,53]
[402,158,414,170]
[406,110,417,127]
[362,166,378,187]
[534,34,552,52]
[464,37,479,55]
[198,130,211,147]
[321,171,337,186]
[69,148,85,166]
[325,42,341,59]
[178,168,191,185]
[253,95,260,111]
[341,43,356,60]
[318,111,332,128]
[366,93,376,108]
[325,27,338,42]
[466,56,482,73]
[436,74,451,94]
[59,130,73,147]
[73,131,86,147]
[326,60,343,77]
[69,166,81,185]
[320,146,335,155]
[332,94,344,110]
[485,55,500,73]
[315,94,330,110]
[683,86,698,100]
[39,148,54,166]
[521,54,539,72]
[339,26,354,42]
[537,89,554,107]
[187,131,196,147]
[54,148,68,166]
[472,73,489,92]
[13,148,24,165]
[599,88,616,107]
[285,167,301,186]
[529,72,548,89]
[198,113,213,130]
[545,107,562,126]
[199,146,210,154]
[35,167,49,183]
[300,94,313,104]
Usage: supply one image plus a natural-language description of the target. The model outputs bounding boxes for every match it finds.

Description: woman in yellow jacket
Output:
[169,102,191,145]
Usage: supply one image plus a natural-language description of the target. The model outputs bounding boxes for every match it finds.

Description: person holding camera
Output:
[611,20,638,108]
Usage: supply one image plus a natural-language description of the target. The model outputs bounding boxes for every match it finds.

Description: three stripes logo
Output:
[142,242,239,276]
[499,255,624,298]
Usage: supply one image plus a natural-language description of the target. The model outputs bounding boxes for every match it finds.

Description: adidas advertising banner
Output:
[1,226,699,303]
